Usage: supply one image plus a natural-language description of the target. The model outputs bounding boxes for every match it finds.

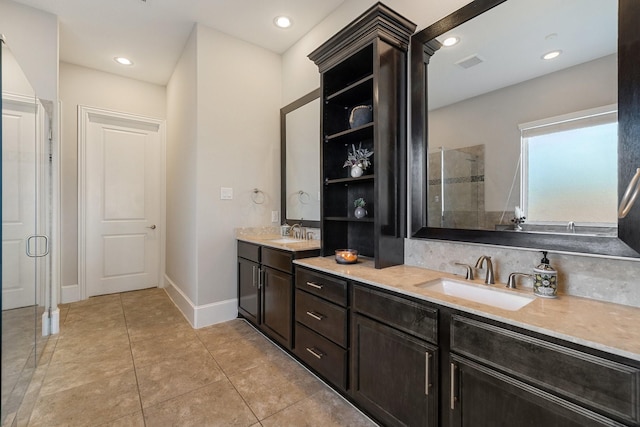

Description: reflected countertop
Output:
[294,256,640,362]
[236,232,321,252]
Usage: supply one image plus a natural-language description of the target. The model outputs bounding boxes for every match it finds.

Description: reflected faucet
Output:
[289,223,305,239]
[567,221,576,233]
[475,255,495,285]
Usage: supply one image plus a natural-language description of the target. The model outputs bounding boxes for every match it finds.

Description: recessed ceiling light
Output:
[442,36,460,47]
[542,50,562,60]
[274,16,292,29]
[114,57,133,66]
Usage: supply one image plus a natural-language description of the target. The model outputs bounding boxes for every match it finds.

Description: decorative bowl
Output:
[348,105,372,129]
[335,249,359,264]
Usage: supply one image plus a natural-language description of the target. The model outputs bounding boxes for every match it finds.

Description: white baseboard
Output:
[164,274,238,329]
[42,308,60,336]
[61,284,80,303]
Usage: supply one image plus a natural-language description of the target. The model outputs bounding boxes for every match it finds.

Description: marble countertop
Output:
[294,256,640,362]
[237,234,321,252]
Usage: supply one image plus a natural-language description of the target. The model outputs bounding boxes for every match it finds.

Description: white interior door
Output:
[2,95,38,309]
[81,107,163,297]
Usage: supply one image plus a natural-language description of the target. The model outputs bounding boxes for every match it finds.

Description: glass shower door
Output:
[1,39,50,426]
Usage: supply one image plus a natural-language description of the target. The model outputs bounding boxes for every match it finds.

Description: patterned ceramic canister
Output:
[533,261,558,298]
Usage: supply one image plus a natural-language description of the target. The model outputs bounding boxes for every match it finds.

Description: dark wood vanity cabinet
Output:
[237,241,318,350]
[237,242,261,325]
[308,3,415,268]
[447,314,640,427]
[249,261,640,427]
[293,267,349,391]
[351,285,439,427]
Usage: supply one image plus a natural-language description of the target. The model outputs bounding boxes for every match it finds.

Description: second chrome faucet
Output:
[474,255,495,285]
[455,255,495,284]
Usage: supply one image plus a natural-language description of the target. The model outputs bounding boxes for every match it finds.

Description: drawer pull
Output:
[306,311,324,321]
[306,347,324,359]
[425,352,431,395]
[450,362,457,410]
[306,281,323,290]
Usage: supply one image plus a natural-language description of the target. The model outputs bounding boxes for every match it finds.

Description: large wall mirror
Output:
[411,0,640,258]
[280,89,321,228]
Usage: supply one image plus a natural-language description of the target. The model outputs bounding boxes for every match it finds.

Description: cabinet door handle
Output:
[450,362,457,410]
[306,311,324,321]
[306,281,323,290]
[252,265,257,287]
[425,352,431,395]
[258,268,263,289]
[306,347,324,359]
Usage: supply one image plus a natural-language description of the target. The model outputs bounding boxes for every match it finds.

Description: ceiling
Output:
[9,0,347,85]
[7,0,617,100]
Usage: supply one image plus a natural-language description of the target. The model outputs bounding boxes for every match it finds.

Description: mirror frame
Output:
[280,88,321,228]
[410,0,640,258]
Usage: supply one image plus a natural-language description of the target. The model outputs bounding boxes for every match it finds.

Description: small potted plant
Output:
[343,143,373,178]
[354,197,367,218]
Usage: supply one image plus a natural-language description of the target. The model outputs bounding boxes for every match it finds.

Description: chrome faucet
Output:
[507,272,533,289]
[454,262,474,280]
[475,255,495,285]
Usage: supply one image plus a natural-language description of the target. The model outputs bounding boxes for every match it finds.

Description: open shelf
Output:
[325,175,375,185]
[309,5,413,268]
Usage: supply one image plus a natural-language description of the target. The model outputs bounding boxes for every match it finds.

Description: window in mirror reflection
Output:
[521,106,617,229]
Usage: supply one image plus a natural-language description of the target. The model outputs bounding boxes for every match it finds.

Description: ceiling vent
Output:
[455,54,484,69]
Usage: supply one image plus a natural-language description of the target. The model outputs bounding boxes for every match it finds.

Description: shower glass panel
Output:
[1,40,51,425]
[428,145,485,229]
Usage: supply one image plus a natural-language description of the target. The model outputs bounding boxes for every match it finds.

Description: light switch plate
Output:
[271,211,279,223]
[220,187,233,200]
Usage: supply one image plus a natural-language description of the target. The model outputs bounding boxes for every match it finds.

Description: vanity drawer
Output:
[294,323,348,390]
[295,289,347,347]
[262,247,293,273]
[237,240,260,263]
[451,315,640,424]
[352,284,438,344]
[295,267,348,307]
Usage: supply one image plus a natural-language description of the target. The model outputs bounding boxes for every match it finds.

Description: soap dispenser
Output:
[533,251,558,298]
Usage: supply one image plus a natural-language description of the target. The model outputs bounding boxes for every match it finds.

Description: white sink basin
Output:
[268,238,304,244]
[417,278,535,311]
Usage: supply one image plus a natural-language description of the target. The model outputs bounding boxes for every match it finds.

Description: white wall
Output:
[165,24,281,325]
[58,62,166,301]
[195,25,281,306]
[0,0,58,103]
[166,28,198,305]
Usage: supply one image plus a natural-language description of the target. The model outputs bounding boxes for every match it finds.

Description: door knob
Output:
[147,224,156,230]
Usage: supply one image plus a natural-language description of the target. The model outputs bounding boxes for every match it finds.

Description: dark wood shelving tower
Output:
[309,2,415,268]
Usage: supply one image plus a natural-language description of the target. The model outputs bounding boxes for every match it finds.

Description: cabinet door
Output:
[449,355,626,427]
[262,266,292,348]
[351,314,437,427]
[237,257,259,325]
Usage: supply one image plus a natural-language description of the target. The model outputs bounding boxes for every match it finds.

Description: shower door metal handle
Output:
[618,168,640,218]
[26,235,49,257]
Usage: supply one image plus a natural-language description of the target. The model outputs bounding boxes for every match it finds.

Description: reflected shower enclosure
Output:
[428,145,485,229]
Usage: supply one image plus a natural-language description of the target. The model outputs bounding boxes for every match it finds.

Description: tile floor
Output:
[9,288,377,426]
